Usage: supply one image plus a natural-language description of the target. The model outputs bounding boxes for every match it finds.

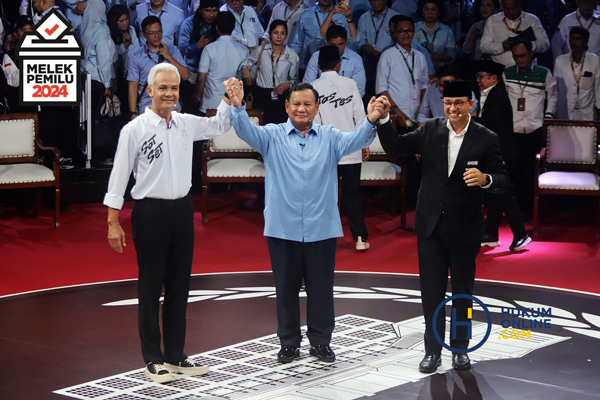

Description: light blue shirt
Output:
[390,0,419,21]
[417,84,478,123]
[83,37,117,88]
[414,21,456,70]
[220,4,264,48]
[63,0,83,30]
[178,15,213,72]
[376,44,429,120]
[291,4,358,69]
[128,43,186,109]
[357,7,398,53]
[135,1,184,46]
[231,104,377,242]
[115,26,141,75]
[303,47,366,96]
[199,35,248,113]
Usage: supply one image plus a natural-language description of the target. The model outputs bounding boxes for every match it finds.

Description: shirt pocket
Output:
[580,73,594,91]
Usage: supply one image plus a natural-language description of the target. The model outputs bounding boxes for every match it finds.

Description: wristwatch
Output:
[484,174,491,186]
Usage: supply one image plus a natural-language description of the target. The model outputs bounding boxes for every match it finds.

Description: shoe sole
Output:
[481,241,500,247]
[511,236,532,251]
[277,349,300,364]
[309,348,336,362]
[144,368,173,383]
[452,362,472,370]
[418,359,441,373]
[164,363,209,376]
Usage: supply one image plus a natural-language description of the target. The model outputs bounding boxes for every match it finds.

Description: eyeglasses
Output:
[475,73,491,80]
[396,29,415,35]
[512,53,529,60]
[145,29,163,37]
[443,100,468,108]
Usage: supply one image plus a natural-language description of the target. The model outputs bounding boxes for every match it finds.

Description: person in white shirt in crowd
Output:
[414,0,456,71]
[105,62,233,384]
[504,38,557,213]
[479,0,550,67]
[108,4,141,103]
[136,0,185,46]
[261,0,309,46]
[241,19,299,123]
[377,15,429,128]
[1,16,34,112]
[552,0,600,60]
[554,26,600,120]
[220,0,265,52]
[196,11,248,114]
[30,0,69,24]
[462,0,499,61]
[312,46,371,251]
[417,63,478,126]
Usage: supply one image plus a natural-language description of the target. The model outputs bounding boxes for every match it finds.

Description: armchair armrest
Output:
[35,137,60,178]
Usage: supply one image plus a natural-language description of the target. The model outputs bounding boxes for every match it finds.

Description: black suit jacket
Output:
[378,117,509,245]
[473,83,519,166]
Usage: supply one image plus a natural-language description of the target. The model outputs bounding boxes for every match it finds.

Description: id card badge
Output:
[412,87,419,100]
[574,98,582,110]
[517,97,526,111]
[271,90,278,101]
[241,38,248,46]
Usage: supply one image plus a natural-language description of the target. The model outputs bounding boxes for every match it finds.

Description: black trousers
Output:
[253,86,288,124]
[266,237,337,347]
[514,128,544,213]
[338,163,368,242]
[417,215,480,356]
[131,194,194,364]
[484,161,527,240]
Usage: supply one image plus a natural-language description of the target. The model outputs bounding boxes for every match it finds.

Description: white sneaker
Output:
[356,236,370,251]
[145,362,173,383]
[165,357,210,376]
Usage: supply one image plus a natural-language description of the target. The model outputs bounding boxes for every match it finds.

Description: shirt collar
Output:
[446,115,471,137]
[396,43,413,55]
[517,63,535,74]
[321,70,338,78]
[503,13,522,22]
[285,120,319,136]
[145,107,179,128]
[150,2,168,14]
[371,7,388,18]
[481,82,498,95]
[577,9,597,20]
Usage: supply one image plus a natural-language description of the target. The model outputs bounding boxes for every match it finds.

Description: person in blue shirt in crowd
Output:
[196,11,248,114]
[303,25,366,97]
[414,0,456,71]
[220,0,265,51]
[128,16,189,118]
[136,0,184,46]
[388,15,436,84]
[227,77,387,365]
[178,0,220,113]
[291,0,357,72]
[63,0,83,30]
[417,63,478,126]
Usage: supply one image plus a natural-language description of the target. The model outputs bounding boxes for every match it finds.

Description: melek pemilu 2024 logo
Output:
[16,9,83,106]
[433,294,553,353]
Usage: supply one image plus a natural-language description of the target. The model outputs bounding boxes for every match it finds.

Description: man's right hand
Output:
[108,208,126,253]
[224,78,244,108]
[242,67,253,87]
[197,35,211,49]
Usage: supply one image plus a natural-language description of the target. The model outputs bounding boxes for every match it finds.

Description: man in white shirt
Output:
[376,15,428,128]
[479,0,550,67]
[221,0,265,51]
[554,26,600,120]
[262,0,310,46]
[312,46,370,250]
[552,0,600,59]
[105,63,232,383]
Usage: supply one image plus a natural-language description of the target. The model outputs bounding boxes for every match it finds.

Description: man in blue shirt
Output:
[220,0,265,51]
[136,0,184,46]
[228,79,386,364]
[303,25,366,97]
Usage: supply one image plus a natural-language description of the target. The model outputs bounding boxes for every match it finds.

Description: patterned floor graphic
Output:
[54,314,568,400]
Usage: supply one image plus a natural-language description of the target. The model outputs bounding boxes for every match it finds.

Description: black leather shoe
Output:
[309,344,336,362]
[452,352,471,370]
[277,345,299,363]
[418,354,441,373]
[510,235,532,251]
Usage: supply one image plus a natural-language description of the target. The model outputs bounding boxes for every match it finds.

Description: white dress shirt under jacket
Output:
[103,102,231,210]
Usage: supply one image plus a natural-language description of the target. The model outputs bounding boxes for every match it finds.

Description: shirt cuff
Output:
[231,101,247,112]
[103,193,124,210]
[378,114,390,125]
[480,174,493,189]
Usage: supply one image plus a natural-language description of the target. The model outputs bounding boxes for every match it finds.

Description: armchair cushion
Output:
[206,158,265,178]
[360,161,401,181]
[0,164,56,184]
[539,171,600,190]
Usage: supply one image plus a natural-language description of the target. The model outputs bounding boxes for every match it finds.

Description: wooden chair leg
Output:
[33,187,40,218]
[533,192,540,236]
[54,187,60,228]
[202,183,208,224]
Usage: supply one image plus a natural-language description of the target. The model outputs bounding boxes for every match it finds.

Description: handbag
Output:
[246,42,267,109]
[93,94,127,150]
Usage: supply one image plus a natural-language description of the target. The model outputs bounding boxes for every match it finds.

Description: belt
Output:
[136,193,191,207]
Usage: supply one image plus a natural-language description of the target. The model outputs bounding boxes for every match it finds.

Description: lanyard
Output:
[271,45,285,87]
[420,27,439,46]
[397,45,415,85]
[148,3,165,19]
[284,2,302,22]
[503,17,522,33]
[145,46,164,64]
[315,10,323,26]
[517,66,534,97]
[576,12,595,30]
[371,9,388,45]
[237,10,246,36]
[570,53,586,96]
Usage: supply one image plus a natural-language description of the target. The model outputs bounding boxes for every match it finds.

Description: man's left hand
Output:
[368,95,390,122]
[224,78,244,107]
[362,147,370,162]
[464,168,487,186]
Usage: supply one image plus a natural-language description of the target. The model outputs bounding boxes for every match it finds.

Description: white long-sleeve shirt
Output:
[552,10,600,60]
[1,53,19,87]
[312,71,366,165]
[554,52,600,120]
[103,101,231,210]
[480,11,550,67]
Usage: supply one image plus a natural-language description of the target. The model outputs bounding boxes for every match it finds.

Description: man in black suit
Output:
[376,81,509,373]
[474,60,531,251]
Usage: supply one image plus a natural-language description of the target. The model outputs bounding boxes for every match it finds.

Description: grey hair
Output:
[147,63,180,87]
